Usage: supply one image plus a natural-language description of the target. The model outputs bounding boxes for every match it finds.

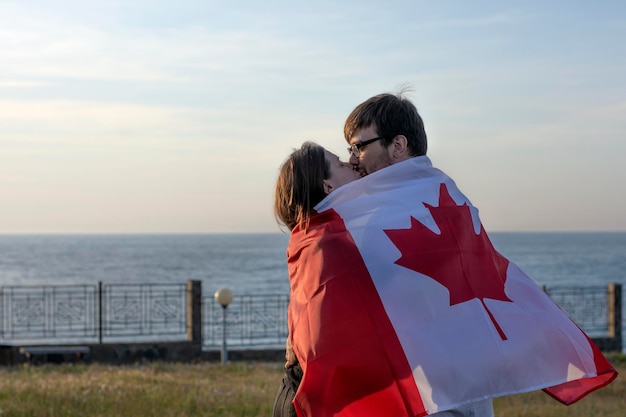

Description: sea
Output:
[0,232,624,349]
[0,232,624,294]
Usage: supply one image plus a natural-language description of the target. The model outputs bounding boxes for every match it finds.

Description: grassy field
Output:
[0,354,622,417]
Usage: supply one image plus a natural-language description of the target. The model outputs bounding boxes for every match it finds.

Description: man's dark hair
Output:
[344,88,427,156]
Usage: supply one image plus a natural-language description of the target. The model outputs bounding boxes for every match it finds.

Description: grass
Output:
[492,353,625,417]
[0,354,622,416]
[0,361,281,417]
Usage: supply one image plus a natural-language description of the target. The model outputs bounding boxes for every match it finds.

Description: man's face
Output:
[348,125,393,176]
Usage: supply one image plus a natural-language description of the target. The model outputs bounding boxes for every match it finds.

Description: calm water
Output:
[0,234,291,295]
[1,232,624,348]
[0,232,624,294]
[490,232,626,288]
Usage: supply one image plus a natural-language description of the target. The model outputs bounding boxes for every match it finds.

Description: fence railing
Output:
[0,283,189,345]
[544,283,622,352]
[100,283,188,342]
[544,285,609,335]
[202,294,289,349]
[0,281,622,353]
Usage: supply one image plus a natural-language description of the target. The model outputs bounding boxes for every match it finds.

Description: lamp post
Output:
[214,288,233,365]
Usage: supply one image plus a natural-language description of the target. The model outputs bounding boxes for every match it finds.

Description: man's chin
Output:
[352,166,367,177]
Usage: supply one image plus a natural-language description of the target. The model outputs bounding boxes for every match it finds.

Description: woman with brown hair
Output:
[272,141,359,417]
[274,141,360,231]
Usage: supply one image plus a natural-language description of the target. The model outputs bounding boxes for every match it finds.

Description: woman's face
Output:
[324,150,361,193]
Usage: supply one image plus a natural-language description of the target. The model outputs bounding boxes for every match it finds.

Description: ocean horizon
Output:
[0,232,624,294]
[1,231,624,350]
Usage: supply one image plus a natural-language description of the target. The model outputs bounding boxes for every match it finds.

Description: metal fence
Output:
[543,283,622,351]
[0,281,622,352]
[100,283,188,342]
[202,294,289,349]
[0,285,98,341]
[0,283,189,345]
[544,285,609,336]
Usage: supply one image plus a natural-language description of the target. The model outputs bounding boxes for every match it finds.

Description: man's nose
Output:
[349,153,359,166]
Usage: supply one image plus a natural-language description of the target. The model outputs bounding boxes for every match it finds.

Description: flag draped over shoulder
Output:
[287,156,617,417]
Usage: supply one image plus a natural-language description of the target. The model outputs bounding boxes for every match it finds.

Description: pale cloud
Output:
[0,98,303,144]
[421,12,521,28]
[0,80,51,88]
[0,1,625,233]
[0,3,355,87]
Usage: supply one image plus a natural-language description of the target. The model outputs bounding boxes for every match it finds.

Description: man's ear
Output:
[391,135,408,160]
[323,180,332,195]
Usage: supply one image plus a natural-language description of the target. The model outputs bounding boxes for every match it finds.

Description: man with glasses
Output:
[345,89,428,177]
[342,90,495,417]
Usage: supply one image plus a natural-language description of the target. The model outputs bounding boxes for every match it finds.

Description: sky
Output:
[1,0,625,234]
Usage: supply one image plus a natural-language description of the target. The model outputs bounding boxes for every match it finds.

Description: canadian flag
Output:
[287,156,617,417]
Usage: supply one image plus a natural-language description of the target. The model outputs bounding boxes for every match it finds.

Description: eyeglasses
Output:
[347,136,385,157]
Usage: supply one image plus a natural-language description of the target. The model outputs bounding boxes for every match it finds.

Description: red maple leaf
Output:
[384,183,512,340]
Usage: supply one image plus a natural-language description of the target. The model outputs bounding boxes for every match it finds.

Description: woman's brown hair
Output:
[274,142,329,231]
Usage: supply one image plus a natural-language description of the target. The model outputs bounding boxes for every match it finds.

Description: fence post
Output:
[98,281,103,344]
[187,280,202,345]
[607,283,622,351]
